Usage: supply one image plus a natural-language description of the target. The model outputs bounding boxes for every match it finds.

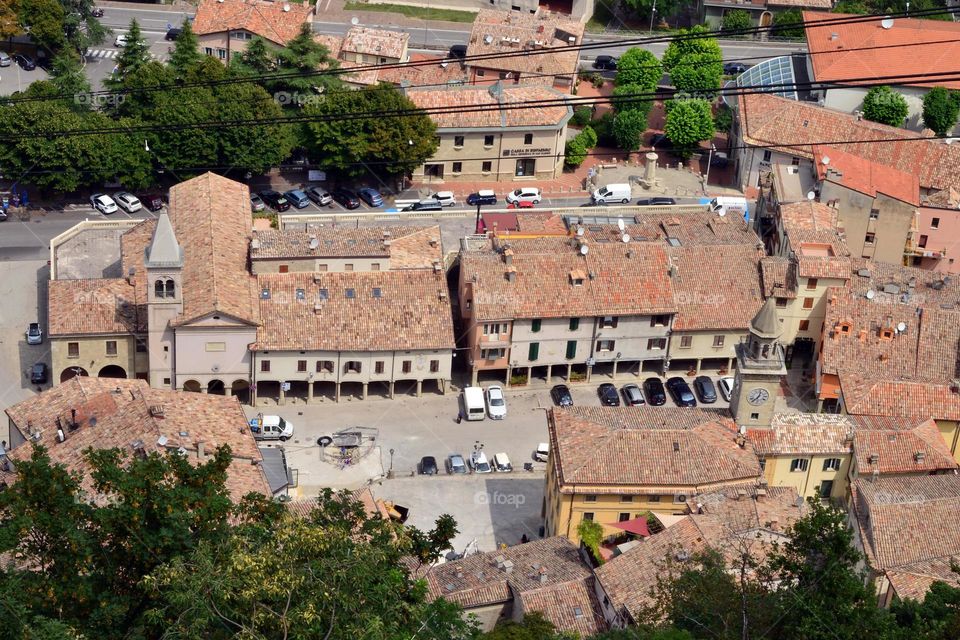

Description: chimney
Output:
[736,489,747,501]
[495,555,506,569]
[506,266,517,283]
[769,518,780,532]
[502,559,514,574]
[915,451,926,463]
[71,408,77,428]
[538,567,548,584]
[196,440,206,460]
[868,453,879,464]
[503,248,513,266]
[755,488,767,501]
[858,328,867,342]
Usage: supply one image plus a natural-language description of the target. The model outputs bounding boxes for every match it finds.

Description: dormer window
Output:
[155,278,175,299]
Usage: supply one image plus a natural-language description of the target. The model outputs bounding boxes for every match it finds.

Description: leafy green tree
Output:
[721,9,752,38]
[662,26,722,72]
[273,23,341,96]
[669,52,723,95]
[664,99,714,159]
[407,512,459,570]
[143,85,220,176]
[620,0,680,22]
[168,18,201,75]
[214,81,297,174]
[571,106,593,126]
[713,104,733,134]
[891,578,960,640]
[303,83,438,182]
[832,0,870,12]
[230,35,277,77]
[615,47,663,92]
[580,125,598,148]
[612,83,654,117]
[60,0,108,54]
[771,8,805,39]
[48,52,92,110]
[480,612,563,640]
[862,85,909,127]
[17,0,66,52]
[922,86,960,136]
[0,0,19,39]
[591,629,695,640]
[565,137,588,168]
[109,19,151,86]
[577,518,606,564]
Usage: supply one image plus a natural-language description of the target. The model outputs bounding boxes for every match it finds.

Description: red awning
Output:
[610,517,651,537]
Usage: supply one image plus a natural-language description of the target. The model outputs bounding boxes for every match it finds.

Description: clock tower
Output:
[730,297,787,428]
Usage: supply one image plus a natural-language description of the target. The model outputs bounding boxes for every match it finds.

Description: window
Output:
[806,278,818,290]
[295,360,306,372]
[600,316,618,328]
[371,263,380,271]
[481,161,492,173]
[597,339,615,352]
[776,297,788,308]
[565,340,577,359]
[762,150,772,162]
[712,335,725,347]
[791,156,800,166]
[819,480,834,498]
[823,458,841,471]
[136,339,147,353]
[375,361,385,374]
[344,264,354,272]
[759,459,766,471]
[932,217,941,229]
[217,49,226,60]
[482,348,505,360]
[316,360,333,373]
[430,359,440,373]
[450,162,462,174]
[204,47,213,56]
[584,495,597,502]
[163,377,171,385]
[647,338,666,350]
[68,342,79,358]
[531,319,542,332]
[515,158,535,176]
[484,134,494,146]
[865,232,876,245]
[799,320,810,331]
[279,265,289,274]
[569,317,579,331]
[476,69,484,77]
[620,495,633,503]
[679,335,693,348]
[205,342,226,352]
[802,297,814,309]
[372,287,382,299]
[619,512,631,522]
[790,458,809,473]
[317,264,328,272]
[651,314,669,327]
[523,133,533,145]
[648,495,661,502]
[402,361,412,374]
[484,323,503,336]
[528,342,540,361]
[105,341,117,356]
[869,209,879,220]
[499,71,507,79]
[582,512,594,521]
[453,135,464,148]
[919,235,928,248]
[261,360,271,372]
[345,361,362,374]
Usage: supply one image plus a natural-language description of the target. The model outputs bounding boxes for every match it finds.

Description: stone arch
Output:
[207,379,226,395]
[231,379,250,403]
[183,379,202,393]
[60,366,89,383]
[98,364,127,379]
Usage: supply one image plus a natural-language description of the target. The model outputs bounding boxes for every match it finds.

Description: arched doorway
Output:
[207,379,225,395]
[759,11,773,27]
[98,364,127,379]
[231,379,250,404]
[60,367,89,383]
[183,380,202,393]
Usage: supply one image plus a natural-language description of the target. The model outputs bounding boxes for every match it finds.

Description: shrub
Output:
[613,109,649,152]
[590,112,616,147]
[579,125,598,149]
[509,373,528,386]
[721,9,752,38]
[615,47,663,91]
[771,8,805,40]
[570,106,593,127]
[612,83,654,116]
[713,104,733,134]
[664,99,715,159]
[577,519,605,566]
[564,137,588,168]
[862,86,909,127]
[922,86,960,136]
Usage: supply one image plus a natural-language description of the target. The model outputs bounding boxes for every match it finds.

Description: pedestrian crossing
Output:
[84,49,167,62]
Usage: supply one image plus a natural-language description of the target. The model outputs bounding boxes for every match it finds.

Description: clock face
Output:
[747,388,770,406]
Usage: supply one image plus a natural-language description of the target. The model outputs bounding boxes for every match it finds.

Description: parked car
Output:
[13,53,36,70]
[466,190,497,206]
[0,52,11,67]
[430,191,457,207]
[248,414,294,441]
[621,383,645,406]
[30,362,48,384]
[401,200,443,212]
[598,383,620,406]
[486,384,507,420]
[493,453,513,473]
[505,187,542,206]
[723,62,749,75]
[666,377,697,408]
[114,34,129,47]
[534,442,549,462]
[305,185,332,206]
[593,55,618,70]
[470,451,492,473]
[445,454,468,475]
[25,323,43,345]
[718,376,736,402]
[284,189,310,209]
[506,200,535,209]
[550,384,573,407]
[259,190,290,212]
[419,456,439,475]
[165,28,182,41]
[694,376,718,404]
[90,193,118,215]
[643,377,667,406]
[332,188,361,209]
[114,191,142,213]
[250,193,265,212]
[637,197,677,206]
[357,187,384,207]
[138,193,165,212]
[449,44,467,59]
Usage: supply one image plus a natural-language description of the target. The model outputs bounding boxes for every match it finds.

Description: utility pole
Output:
[649,0,658,33]
[704,143,716,194]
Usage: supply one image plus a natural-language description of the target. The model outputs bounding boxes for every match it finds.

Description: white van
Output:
[493,452,513,472]
[708,196,749,221]
[591,183,632,205]
[462,387,486,421]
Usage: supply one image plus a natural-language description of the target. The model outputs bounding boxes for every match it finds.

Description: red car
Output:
[506,200,535,209]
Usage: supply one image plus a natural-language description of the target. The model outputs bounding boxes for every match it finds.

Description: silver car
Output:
[0,52,11,68]
[114,192,142,213]
[25,323,43,345]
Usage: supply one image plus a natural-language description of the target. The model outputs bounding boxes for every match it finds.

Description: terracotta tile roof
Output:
[48,278,145,336]
[746,413,854,456]
[814,146,920,207]
[804,11,960,90]
[738,93,960,192]
[467,9,583,80]
[549,407,761,491]
[780,200,838,234]
[192,0,313,45]
[692,483,808,534]
[668,244,764,331]
[606,211,760,247]
[2,377,269,501]
[168,173,259,326]
[406,85,571,129]
[851,417,958,475]
[760,256,798,298]
[377,53,469,87]
[516,578,607,637]
[253,269,454,351]
[341,26,408,60]
[461,236,676,321]
[286,487,390,520]
[886,558,960,601]
[845,257,960,304]
[312,33,342,59]
[250,225,442,267]
[120,218,155,296]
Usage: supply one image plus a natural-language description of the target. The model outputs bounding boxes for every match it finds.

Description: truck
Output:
[249,414,294,441]
[702,196,749,222]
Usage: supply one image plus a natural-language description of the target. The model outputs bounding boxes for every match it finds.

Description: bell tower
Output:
[730,297,787,428]
[144,213,184,389]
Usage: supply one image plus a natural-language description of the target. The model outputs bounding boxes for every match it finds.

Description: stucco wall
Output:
[51,334,138,383]
[415,127,566,182]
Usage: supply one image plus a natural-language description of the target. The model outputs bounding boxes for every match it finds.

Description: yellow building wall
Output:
[51,335,140,384]
[763,453,851,500]
[776,275,848,347]
[936,420,960,461]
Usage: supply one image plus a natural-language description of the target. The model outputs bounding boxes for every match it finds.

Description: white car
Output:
[534,442,549,462]
[90,193,118,215]
[486,384,506,420]
[493,452,512,472]
[470,451,492,473]
[249,414,294,441]
[505,187,542,206]
[115,34,129,47]
[114,192,142,213]
[718,376,736,402]
[431,191,457,207]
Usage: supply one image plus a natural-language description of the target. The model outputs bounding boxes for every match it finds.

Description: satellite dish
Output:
[866,289,876,300]
[821,155,830,165]
[309,237,319,250]
[617,218,625,231]
[580,244,589,255]
[576,226,584,237]
[897,321,907,332]
[807,191,816,201]
[351,16,360,25]
[622,233,631,243]
[717,209,726,217]
[880,17,894,29]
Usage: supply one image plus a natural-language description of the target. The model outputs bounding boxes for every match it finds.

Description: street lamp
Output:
[704,143,717,195]
[388,448,395,478]
[649,0,658,34]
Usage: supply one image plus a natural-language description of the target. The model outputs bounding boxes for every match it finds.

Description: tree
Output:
[613,109,649,152]
[577,518,606,564]
[832,0,870,12]
[0,0,20,39]
[48,53,92,110]
[615,47,663,92]
[862,85,909,127]
[110,19,151,85]
[664,99,714,159]
[891,578,960,640]
[620,0,680,22]
[922,86,960,136]
[303,83,438,182]
[662,26,722,72]
[721,9,752,38]
[230,36,277,77]
[407,513,459,569]
[17,0,67,52]
[668,52,723,96]
[168,18,201,75]
[480,612,564,640]
[565,137,588,168]
[771,8,805,40]
[612,83,654,116]
[214,81,297,175]
[273,23,342,96]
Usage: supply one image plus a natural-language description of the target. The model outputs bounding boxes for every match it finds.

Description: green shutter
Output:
[569,317,579,331]
[532,319,542,332]
[529,342,539,361]
[566,340,577,359]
